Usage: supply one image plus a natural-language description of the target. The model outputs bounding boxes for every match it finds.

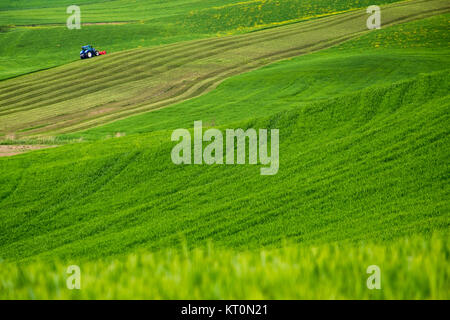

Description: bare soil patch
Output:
[0,145,56,157]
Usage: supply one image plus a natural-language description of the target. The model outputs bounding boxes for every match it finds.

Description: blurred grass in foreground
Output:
[0,235,448,299]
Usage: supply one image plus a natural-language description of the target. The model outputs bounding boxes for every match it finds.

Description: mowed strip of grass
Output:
[1,0,448,139]
[65,13,450,141]
[0,235,448,299]
[0,69,448,262]
[0,0,404,80]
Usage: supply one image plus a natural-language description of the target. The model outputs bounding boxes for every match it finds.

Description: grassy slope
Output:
[68,14,450,140]
[0,0,404,80]
[1,0,448,139]
[0,43,448,263]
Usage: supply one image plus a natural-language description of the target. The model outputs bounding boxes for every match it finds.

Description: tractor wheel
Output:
[87,52,93,58]
[95,51,100,56]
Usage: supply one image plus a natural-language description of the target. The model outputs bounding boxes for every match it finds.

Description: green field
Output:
[0,0,449,300]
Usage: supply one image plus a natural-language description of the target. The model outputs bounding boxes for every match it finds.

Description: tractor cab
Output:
[80,45,99,59]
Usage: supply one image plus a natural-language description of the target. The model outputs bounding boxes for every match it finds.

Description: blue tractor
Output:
[80,45,99,59]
